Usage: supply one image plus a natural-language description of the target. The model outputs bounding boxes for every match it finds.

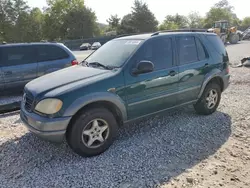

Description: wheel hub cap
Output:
[206,89,218,109]
[82,119,109,148]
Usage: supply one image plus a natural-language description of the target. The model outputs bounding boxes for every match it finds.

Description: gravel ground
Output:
[0,41,250,188]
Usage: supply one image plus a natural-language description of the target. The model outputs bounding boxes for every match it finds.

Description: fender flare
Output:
[198,69,224,99]
[63,92,127,121]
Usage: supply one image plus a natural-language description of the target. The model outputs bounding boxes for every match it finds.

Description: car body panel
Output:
[20,32,230,143]
[0,43,76,96]
[0,67,4,92]
[2,63,38,94]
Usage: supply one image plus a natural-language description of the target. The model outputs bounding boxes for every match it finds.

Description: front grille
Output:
[24,92,34,112]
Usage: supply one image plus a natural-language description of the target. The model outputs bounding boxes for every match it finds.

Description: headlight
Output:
[35,98,63,115]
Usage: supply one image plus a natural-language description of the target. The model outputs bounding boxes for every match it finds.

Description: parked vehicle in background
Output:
[242,27,250,40]
[79,43,91,51]
[208,20,240,44]
[21,31,230,157]
[236,30,243,41]
[0,42,78,96]
[91,42,101,50]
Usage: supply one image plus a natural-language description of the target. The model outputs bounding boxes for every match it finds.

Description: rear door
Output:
[176,35,210,104]
[36,44,72,77]
[1,45,37,94]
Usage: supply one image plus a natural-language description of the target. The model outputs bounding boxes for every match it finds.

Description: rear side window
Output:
[0,46,36,66]
[177,36,198,65]
[206,35,226,54]
[36,45,69,62]
[177,36,208,65]
[135,37,173,70]
[195,38,207,61]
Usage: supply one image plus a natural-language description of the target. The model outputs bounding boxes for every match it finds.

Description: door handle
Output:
[169,70,176,76]
[4,71,12,75]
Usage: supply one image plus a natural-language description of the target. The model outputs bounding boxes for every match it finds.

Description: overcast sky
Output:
[27,0,250,24]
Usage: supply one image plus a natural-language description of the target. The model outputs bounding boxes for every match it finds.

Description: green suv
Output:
[20,31,230,157]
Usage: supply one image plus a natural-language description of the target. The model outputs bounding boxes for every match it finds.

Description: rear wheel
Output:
[66,107,118,157]
[194,83,221,115]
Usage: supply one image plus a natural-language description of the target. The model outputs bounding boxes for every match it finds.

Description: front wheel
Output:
[66,107,118,157]
[194,83,221,115]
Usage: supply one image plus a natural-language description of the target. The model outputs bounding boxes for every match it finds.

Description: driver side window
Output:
[133,37,173,71]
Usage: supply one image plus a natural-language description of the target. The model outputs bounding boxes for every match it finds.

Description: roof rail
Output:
[151,29,208,36]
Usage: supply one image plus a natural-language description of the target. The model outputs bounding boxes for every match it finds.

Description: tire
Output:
[194,83,221,115]
[229,33,239,44]
[66,107,118,157]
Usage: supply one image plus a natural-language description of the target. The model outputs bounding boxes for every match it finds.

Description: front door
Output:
[124,37,179,120]
[175,35,210,104]
[1,45,37,94]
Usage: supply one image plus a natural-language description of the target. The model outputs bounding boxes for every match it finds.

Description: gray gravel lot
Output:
[0,41,250,188]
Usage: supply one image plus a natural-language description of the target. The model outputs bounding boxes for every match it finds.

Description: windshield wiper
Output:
[88,62,116,70]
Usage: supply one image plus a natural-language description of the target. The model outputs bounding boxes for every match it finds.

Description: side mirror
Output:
[132,60,154,75]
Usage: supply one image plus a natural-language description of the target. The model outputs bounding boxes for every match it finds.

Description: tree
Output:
[118,14,137,34]
[159,14,188,30]
[188,12,204,28]
[130,0,158,32]
[43,0,98,40]
[241,17,250,30]
[204,0,239,28]
[107,14,120,29]
[63,7,98,39]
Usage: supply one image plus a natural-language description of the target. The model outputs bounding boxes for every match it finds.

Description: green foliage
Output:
[118,0,158,34]
[187,12,204,28]
[204,0,240,28]
[159,14,188,30]
[118,14,137,34]
[107,14,120,29]
[0,0,99,42]
[241,17,250,30]
[0,0,249,42]
[130,0,158,32]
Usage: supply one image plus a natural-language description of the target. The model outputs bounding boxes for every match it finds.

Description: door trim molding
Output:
[127,86,200,107]
[125,99,198,124]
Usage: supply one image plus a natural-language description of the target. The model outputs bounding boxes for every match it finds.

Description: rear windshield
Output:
[206,35,226,54]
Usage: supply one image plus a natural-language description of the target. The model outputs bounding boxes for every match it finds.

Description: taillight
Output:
[71,59,79,66]
[226,66,229,74]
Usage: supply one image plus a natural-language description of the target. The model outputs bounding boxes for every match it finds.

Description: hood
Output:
[207,28,214,32]
[25,65,112,96]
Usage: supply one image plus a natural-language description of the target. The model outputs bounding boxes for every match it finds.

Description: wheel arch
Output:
[63,92,127,124]
[198,70,225,99]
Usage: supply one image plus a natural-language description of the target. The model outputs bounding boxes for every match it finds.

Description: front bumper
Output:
[20,104,71,143]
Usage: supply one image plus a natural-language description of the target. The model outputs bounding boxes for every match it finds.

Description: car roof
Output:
[115,31,216,40]
[0,42,66,48]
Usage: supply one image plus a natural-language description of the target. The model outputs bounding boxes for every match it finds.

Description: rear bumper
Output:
[20,105,71,143]
[222,74,230,91]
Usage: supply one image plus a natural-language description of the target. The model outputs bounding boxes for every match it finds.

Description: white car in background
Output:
[91,42,102,50]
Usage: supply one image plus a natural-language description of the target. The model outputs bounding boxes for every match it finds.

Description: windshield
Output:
[85,39,142,68]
